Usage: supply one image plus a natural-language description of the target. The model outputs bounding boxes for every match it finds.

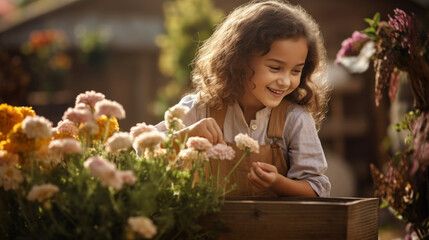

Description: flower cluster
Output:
[0,90,259,240]
[336,10,429,239]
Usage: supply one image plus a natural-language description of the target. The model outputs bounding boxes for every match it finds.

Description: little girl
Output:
[157,0,331,197]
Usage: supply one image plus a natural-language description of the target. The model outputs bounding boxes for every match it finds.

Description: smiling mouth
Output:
[267,87,285,95]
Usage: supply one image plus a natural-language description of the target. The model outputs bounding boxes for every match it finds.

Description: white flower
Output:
[128,216,157,239]
[207,144,236,160]
[22,116,53,139]
[94,99,126,119]
[130,122,156,140]
[79,121,99,135]
[84,156,123,190]
[164,105,189,131]
[165,105,189,122]
[234,133,259,153]
[186,137,212,151]
[337,41,376,73]
[49,138,82,154]
[133,131,166,150]
[27,183,59,202]
[178,148,207,162]
[105,132,132,152]
[0,164,23,191]
[75,90,105,107]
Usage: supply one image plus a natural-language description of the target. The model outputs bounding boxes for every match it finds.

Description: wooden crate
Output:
[200,197,379,240]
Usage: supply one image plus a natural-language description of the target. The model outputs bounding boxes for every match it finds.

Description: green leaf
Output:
[379,201,390,209]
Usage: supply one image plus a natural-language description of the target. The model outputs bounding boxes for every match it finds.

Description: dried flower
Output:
[130,122,156,140]
[412,112,429,167]
[84,156,123,190]
[0,164,23,190]
[94,99,125,119]
[133,131,165,150]
[75,90,105,108]
[49,138,82,154]
[27,183,59,202]
[388,9,418,55]
[63,107,92,124]
[105,132,132,152]
[128,216,157,239]
[336,41,376,73]
[186,137,212,151]
[234,133,259,153]
[207,144,235,160]
[93,116,119,141]
[22,116,53,139]
[336,31,370,60]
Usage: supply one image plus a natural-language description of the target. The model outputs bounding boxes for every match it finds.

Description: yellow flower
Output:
[93,116,119,141]
[0,104,24,140]
[1,123,50,154]
[17,106,36,119]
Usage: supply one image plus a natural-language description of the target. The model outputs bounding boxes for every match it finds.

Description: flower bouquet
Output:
[0,91,256,240]
[336,9,429,239]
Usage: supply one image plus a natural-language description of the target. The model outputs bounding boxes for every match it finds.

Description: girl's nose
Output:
[277,75,291,88]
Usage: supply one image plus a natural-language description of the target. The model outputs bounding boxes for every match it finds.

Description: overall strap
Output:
[210,105,227,132]
[267,99,290,140]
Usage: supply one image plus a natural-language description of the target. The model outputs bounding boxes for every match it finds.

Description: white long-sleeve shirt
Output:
[156,94,331,197]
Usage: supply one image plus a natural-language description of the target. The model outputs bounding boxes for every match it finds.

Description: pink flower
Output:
[388,9,418,55]
[94,99,125,119]
[128,216,157,239]
[22,116,53,139]
[130,122,156,140]
[234,133,259,153]
[75,90,105,108]
[412,112,429,167]
[63,107,92,124]
[105,132,132,152]
[178,148,207,162]
[119,170,137,185]
[0,164,23,191]
[84,156,123,190]
[186,137,212,151]
[335,31,369,63]
[207,144,235,160]
[49,138,82,154]
[27,183,59,202]
[55,119,79,136]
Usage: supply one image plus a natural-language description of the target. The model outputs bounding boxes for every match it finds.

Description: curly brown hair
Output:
[190,0,330,129]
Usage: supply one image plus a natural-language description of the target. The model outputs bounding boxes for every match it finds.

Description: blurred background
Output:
[0,0,428,238]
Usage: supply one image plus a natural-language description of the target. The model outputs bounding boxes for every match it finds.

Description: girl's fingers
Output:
[248,172,264,189]
[212,120,225,144]
[248,166,268,187]
[254,162,277,173]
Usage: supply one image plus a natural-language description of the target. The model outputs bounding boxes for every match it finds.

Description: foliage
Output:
[336,9,429,239]
[0,91,253,240]
[20,29,72,92]
[154,0,224,117]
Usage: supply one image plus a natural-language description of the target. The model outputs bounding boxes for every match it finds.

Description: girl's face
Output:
[240,37,308,111]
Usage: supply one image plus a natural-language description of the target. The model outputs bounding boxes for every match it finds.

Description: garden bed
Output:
[201,197,379,240]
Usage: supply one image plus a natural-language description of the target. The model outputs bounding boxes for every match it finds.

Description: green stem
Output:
[216,159,220,193]
[225,149,249,180]
[102,116,111,143]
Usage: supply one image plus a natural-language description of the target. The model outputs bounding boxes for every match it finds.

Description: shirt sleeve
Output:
[154,94,200,132]
[283,107,331,197]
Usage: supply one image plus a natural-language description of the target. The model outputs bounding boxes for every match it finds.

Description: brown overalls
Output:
[209,100,290,197]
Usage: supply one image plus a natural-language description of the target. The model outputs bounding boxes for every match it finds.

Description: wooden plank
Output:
[200,197,378,240]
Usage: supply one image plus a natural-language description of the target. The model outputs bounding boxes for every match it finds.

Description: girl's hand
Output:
[248,162,279,189]
[183,118,225,145]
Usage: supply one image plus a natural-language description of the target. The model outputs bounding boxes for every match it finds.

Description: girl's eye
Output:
[269,66,280,71]
[292,69,302,75]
